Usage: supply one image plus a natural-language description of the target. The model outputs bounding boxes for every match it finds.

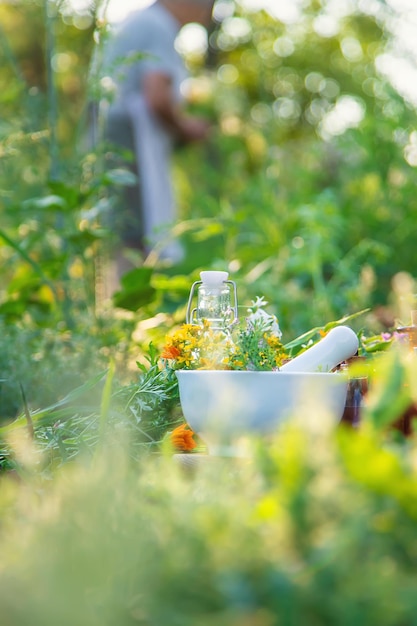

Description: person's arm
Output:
[143,71,210,143]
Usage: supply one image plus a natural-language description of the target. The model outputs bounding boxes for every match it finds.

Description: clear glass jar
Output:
[186,271,237,331]
[196,271,232,329]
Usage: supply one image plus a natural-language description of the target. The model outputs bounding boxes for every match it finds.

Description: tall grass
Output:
[1,371,417,626]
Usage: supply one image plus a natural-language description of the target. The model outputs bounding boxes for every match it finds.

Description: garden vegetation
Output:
[1,0,417,623]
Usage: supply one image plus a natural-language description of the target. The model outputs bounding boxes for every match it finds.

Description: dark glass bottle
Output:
[391,310,417,436]
[340,356,368,428]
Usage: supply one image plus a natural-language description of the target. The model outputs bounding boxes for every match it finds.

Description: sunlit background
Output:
[57,0,417,166]
[97,0,417,106]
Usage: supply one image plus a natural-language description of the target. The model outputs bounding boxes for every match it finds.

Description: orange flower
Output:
[161,345,181,360]
[170,423,197,452]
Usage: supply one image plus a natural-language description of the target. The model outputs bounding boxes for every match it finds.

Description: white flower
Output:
[249,296,268,311]
[246,296,282,339]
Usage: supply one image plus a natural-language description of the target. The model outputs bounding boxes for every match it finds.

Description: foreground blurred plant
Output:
[0,361,417,626]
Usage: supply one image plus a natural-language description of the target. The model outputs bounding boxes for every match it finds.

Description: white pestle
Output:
[280,325,359,373]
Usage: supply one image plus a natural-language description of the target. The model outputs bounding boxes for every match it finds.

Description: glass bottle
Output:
[339,356,368,428]
[186,271,237,332]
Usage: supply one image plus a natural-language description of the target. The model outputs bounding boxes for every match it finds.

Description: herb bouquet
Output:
[161,297,288,373]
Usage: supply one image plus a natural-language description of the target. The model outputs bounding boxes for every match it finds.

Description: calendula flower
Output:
[161,344,181,360]
[170,423,197,452]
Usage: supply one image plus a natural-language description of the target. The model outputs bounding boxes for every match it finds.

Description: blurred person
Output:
[99,0,214,278]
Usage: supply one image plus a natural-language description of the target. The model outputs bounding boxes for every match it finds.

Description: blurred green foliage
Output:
[0,3,417,620]
[1,0,416,337]
[1,0,416,339]
[1,349,417,625]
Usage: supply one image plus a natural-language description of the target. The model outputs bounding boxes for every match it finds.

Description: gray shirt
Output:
[100,2,188,257]
[102,2,187,106]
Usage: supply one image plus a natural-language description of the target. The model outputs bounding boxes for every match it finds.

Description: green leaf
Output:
[112,267,156,311]
[0,228,58,298]
[66,230,105,245]
[151,274,191,292]
[48,180,85,208]
[22,195,67,211]
[191,222,224,242]
[103,168,137,187]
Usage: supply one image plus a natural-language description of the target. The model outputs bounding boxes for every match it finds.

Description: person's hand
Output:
[178,116,212,143]
[143,72,212,143]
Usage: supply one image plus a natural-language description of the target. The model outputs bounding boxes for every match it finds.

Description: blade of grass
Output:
[0,370,108,436]
[19,383,34,440]
[98,359,115,442]
[284,309,369,351]
[0,228,59,300]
